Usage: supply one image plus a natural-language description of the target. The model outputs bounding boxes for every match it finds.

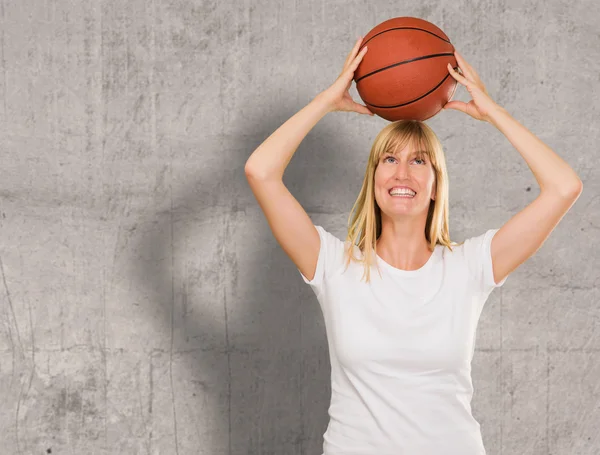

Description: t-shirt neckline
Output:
[375,244,440,276]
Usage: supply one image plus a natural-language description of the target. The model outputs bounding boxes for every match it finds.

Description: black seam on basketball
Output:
[361,27,452,49]
[363,73,454,109]
[355,53,454,84]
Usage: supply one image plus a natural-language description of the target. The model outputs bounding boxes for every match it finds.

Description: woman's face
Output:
[374,144,437,217]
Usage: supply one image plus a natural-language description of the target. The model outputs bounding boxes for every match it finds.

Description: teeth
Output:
[389,190,416,196]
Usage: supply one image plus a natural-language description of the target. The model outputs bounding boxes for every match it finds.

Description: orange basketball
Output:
[354,17,458,121]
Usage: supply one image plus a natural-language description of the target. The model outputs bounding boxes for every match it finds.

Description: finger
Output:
[451,57,475,83]
[443,100,468,113]
[455,51,488,94]
[340,45,367,81]
[357,103,374,116]
[454,51,480,82]
[454,51,474,73]
[353,105,374,115]
[349,45,368,70]
[447,63,471,87]
[344,37,364,70]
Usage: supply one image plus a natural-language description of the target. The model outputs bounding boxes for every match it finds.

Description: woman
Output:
[245,36,582,455]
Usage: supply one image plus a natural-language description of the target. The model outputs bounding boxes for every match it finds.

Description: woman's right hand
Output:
[318,37,374,116]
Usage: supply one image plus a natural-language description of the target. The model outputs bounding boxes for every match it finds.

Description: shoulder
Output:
[452,228,506,291]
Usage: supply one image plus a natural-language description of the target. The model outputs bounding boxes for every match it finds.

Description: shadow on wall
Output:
[125,106,367,454]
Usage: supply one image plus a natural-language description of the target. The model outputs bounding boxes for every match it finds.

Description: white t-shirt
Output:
[298,225,508,455]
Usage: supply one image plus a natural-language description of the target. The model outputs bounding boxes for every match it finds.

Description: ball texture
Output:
[354,17,458,121]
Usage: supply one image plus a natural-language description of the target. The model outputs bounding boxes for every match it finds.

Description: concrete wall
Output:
[0,0,597,454]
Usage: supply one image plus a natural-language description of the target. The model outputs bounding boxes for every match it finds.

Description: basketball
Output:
[354,17,459,122]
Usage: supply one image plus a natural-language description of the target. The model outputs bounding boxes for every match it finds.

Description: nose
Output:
[393,159,412,179]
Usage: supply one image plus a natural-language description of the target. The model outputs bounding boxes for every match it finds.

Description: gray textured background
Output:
[1,0,598,454]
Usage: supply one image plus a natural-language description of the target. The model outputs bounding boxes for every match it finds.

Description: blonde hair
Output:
[342,119,462,283]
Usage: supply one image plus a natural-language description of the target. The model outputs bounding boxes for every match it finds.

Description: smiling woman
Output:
[245,28,584,453]
[245,35,523,455]
[341,119,460,283]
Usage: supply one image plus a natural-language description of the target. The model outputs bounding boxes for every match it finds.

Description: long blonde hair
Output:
[342,119,462,283]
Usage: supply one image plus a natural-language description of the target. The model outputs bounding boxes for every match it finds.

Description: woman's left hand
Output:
[443,51,502,123]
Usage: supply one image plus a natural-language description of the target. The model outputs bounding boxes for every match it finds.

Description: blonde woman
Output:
[245,36,582,455]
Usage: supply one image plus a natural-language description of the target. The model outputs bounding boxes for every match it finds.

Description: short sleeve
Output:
[298,225,346,296]
[462,228,508,294]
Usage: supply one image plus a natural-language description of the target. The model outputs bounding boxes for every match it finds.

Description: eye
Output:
[383,155,426,165]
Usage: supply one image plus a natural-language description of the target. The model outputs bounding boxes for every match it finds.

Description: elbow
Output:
[563,180,583,199]
[569,179,583,197]
[244,161,258,178]
[245,161,279,181]
[245,162,268,182]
